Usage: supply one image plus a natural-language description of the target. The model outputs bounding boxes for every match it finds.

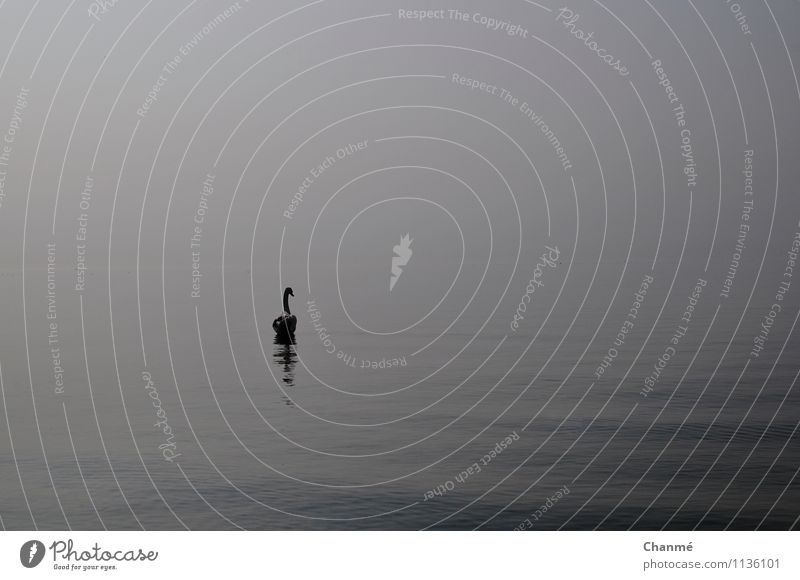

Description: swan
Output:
[272,287,296,341]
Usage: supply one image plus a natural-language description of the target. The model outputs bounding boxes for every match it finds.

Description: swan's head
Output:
[286,287,294,297]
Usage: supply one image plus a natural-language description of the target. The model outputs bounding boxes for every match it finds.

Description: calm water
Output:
[1,267,798,530]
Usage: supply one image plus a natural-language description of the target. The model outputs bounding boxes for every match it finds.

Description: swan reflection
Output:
[273,337,297,405]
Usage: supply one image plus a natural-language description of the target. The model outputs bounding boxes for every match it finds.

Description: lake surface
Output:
[2,265,798,530]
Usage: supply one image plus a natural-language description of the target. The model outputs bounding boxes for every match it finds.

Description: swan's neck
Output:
[283,290,291,315]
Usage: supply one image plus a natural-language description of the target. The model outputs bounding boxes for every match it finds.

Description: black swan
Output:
[272,287,296,341]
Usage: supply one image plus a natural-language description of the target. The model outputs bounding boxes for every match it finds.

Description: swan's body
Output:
[272,287,296,341]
